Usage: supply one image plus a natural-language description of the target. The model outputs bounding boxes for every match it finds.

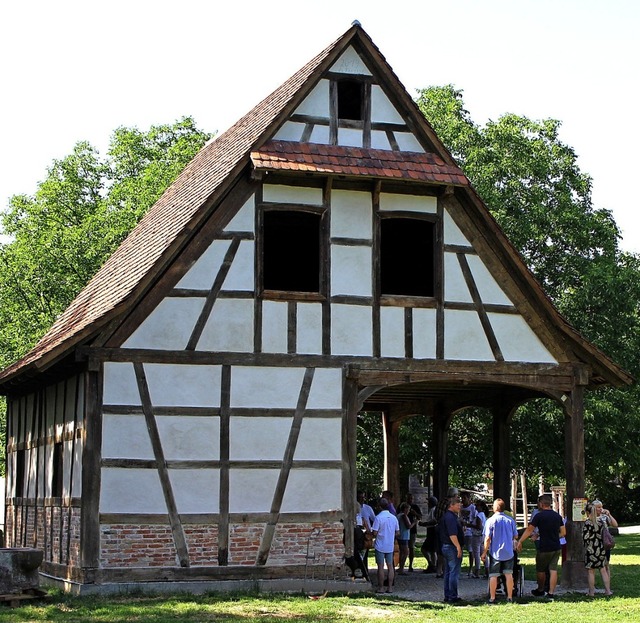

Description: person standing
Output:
[439,495,464,604]
[517,494,565,600]
[405,493,422,572]
[583,500,615,596]
[481,498,519,603]
[372,497,400,593]
[594,499,618,579]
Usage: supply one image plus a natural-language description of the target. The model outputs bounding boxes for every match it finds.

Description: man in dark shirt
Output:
[517,494,565,600]
[438,495,464,603]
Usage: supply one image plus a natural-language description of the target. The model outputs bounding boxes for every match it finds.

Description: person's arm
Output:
[516,524,535,551]
[481,533,491,562]
[450,534,463,558]
[559,523,566,538]
[603,509,618,528]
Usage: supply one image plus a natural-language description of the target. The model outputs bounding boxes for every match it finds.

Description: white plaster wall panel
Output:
[170,469,219,513]
[158,416,220,460]
[176,239,230,290]
[103,362,141,406]
[370,130,393,150]
[331,245,372,297]
[229,417,291,460]
[197,298,254,352]
[395,132,426,153]
[371,85,405,124]
[412,308,437,359]
[261,300,288,353]
[122,298,205,350]
[222,240,254,291]
[229,469,278,513]
[309,124,331,144]
[63,438,74,498]
[100,468,166,513]
[294,79,330,117]
[71,436,83,496]
[231,366,306,408]
[263,184,323,205]
[306,367,343,409]
[488,313,558,364]
[331,304,373,356]
[224,195,255,233]
[338,127,363,147]
[379,193,437,213]
[443,208,472,246]
[272,121,305,142]
[294,418,342,460]
[102,415,154,459]
[330,46,372,75]
[467,255,513,306]
[380,306,406,358]
[296,302,323,355]
[145,364,222,407]
[444,310,495,361]
[444,252,473,303]
[331,190,372,239]
[280,469,342,512]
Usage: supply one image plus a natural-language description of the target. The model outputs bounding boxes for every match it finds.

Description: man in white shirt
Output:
[372,497,400,593]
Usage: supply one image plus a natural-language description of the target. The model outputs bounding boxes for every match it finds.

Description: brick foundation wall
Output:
[5,504,81,568]
[99,521,345,568]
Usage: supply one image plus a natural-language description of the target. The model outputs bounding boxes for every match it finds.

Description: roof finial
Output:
[351,20,361,27]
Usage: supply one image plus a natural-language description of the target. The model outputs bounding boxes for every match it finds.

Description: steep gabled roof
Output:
[0,23,632,390]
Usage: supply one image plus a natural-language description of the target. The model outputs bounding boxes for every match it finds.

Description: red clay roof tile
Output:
[251,140,469,186]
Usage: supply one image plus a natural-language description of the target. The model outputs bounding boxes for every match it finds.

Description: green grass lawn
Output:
[3,534,640,622]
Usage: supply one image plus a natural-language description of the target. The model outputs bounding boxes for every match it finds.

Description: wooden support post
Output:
[382,411,400,498]
[520,471,529,526]
[561,385,587,588]
[510,472,518,520]
[431,407,450,501]
[491,404,516,503]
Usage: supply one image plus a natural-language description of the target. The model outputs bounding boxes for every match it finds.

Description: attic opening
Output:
[262,209,322,293]
[380,217,435,297]
[337,79,363,121]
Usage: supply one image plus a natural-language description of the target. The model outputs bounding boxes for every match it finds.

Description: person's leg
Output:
[505,573,514,599]
[375,551,386,591]
[471,535,482,576]
[397,542,408,573]
[441,545,456,601]
[548,569,558,595]
[451,553,462,599]
[586,568,596,595]
[600,565,612,595]
[488,576,498,601]
[386,552,395,592]
[408,533,416,570]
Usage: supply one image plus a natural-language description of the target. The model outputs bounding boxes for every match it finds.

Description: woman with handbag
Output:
[582,500,614,596]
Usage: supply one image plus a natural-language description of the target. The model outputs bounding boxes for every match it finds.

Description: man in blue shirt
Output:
[438,495,464,603]
[482,498,518,603]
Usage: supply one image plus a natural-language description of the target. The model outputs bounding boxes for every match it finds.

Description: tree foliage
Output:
[0,117,211,474]
[358,87,640,515]
[0,117,211,369]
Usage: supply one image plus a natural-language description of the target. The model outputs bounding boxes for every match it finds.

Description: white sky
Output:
[1,0,638,251]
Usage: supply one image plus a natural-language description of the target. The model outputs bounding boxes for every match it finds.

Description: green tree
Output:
[354,88,640,508]
[0,117,211,474]
[0,117,211,369]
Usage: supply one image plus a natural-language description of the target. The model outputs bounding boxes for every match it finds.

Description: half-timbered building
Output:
[0,23,631,592]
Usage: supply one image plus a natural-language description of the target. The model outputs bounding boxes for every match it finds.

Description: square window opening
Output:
[263,210,321,293]
[380,218,435,297]
[337,79,363,121]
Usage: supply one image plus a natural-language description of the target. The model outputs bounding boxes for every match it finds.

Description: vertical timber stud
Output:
[431,405,451,500]
[80,367,103,583]
[382,411,400,497]
[343,366,360,558]
[492,403,518,504]
[562,382,587,588]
